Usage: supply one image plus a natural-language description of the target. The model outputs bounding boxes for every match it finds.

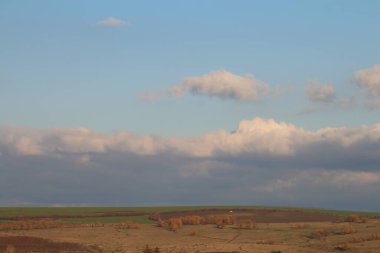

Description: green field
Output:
[0,206,258,218]
[0,206,378,224]
[0,206,221,217]
[63,216,152,224]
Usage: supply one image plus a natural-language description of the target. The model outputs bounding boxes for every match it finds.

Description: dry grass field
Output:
[0,207,379,253]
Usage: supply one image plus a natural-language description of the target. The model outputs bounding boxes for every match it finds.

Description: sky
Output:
[1,0,380,211]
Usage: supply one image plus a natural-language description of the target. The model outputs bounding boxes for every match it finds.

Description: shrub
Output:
[344,233,380,245]
[3,245,16,253]
[256,240,275,245]
[114,220,139,229]
[308,229,330,239]
[368,233,380,241]
[156,217,181,231]
[96,221,104,227]
[0,219,68,231]
[292,223,309,229]
[206,215,234,225]
[157,214,235,231]
[346,236,363,243]
[335,225,357,235]
[335,243,350,251]
[236,219,256,229]
[167,218,183,231]
[345,214,368,223]
[181,215,204,225]
[156,217,166,227]
[143,245,160,253]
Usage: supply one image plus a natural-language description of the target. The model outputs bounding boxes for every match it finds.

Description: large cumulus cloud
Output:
[1,118,380,210]
[2,118,380,161]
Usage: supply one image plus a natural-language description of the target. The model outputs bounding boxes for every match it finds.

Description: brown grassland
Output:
[0,208,379,253]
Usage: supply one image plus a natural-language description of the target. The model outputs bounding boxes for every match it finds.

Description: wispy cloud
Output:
[306,81,335,103]
[97,17,128,27]
[297,105,321,115]
[335,96,357,109]
[255,170,380,194]
[137,90,164,103]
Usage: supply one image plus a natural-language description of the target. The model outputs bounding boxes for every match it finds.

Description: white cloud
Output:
[356,65,380,96]
[97,17,128,27]
[169,70,269,101]
[355,65,380,108]
[0,126,44,155]
[306,81,335,103]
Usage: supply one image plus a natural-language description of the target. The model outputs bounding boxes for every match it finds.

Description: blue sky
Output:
[1,0,380,135]
[1,1,380,209]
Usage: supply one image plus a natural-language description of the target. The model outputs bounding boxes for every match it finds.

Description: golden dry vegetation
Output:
[0,210,379,253]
